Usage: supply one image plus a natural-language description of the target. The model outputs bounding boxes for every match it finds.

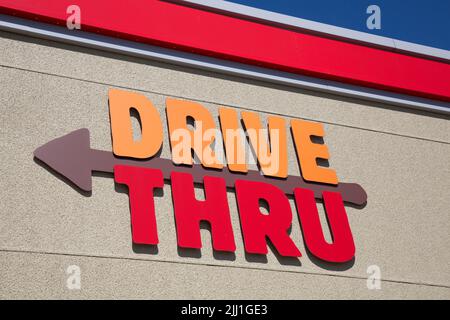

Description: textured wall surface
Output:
[0,31,449,299]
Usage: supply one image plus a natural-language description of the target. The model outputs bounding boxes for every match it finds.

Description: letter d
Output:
[109,89,163,158]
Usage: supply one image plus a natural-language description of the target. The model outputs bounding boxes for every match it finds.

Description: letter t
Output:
[114,165,164,245]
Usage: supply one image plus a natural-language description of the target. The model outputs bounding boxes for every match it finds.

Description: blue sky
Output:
[228,0,450,50]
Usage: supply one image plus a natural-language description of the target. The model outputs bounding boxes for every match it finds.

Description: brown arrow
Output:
[33,129,367,206]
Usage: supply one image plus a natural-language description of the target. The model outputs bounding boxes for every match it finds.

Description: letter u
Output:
[294,189,355,263]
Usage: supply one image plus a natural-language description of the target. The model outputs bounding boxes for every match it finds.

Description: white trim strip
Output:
[0,14,449,115]
[178,0,450,62]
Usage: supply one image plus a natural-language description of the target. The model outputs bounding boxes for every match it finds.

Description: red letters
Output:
[235,180,302,257]
[114,165,164,245]
[114,165,356,263]
[294,188,355,262]
[171,172,236,252]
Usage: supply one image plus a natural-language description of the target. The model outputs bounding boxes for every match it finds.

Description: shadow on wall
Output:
[34,155,355,271]
[3,31,449,121]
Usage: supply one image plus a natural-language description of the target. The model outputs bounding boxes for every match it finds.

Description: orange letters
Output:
[108,89,338,184]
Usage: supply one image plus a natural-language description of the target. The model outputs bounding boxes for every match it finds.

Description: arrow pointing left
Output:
[33,129,368,205]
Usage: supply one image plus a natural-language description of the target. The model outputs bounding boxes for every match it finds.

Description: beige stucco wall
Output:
[0,31,449,299]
